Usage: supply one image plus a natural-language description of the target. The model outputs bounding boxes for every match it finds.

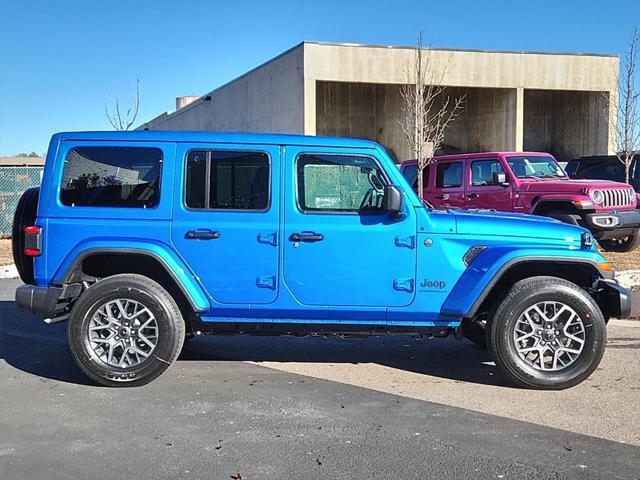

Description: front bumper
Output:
[585,209,640,239]
[593,279,632,320]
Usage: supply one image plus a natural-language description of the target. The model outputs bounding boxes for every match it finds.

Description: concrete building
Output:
[138,41,619,162]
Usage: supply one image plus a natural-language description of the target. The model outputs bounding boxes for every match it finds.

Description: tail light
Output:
[24,225,42,256]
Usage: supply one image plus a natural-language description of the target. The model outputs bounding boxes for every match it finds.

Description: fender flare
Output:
[441,250,609,319]
[53,241,209,312]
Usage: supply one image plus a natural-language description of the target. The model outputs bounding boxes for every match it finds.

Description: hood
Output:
[451,209,586,244]
[521,178,629,194]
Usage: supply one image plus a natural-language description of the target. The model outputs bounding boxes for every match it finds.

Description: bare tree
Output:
[105,78,141,131]
[612,28,640,183]
[399,33,465,201]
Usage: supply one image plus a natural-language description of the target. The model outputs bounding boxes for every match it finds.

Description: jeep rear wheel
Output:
[487,276,606,390]
[597,234,640,253]
[12,187,40,284]
[68,274,185,387]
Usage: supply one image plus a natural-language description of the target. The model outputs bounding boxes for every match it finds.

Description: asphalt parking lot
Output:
[1,278,639,479]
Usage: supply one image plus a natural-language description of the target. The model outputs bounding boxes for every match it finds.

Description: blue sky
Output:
[1,0,638,156]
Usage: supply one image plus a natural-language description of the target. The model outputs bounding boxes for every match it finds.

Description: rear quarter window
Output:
[60,147,162,208]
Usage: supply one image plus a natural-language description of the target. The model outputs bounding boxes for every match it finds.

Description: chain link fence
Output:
[0,167,43,237]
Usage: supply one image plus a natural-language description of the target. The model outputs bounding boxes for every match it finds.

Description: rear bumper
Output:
[585,210,640,239]
[594,279,632,320]
[15,284,63,318]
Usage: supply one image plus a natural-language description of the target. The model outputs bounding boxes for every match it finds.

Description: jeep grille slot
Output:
[602,188,634,208]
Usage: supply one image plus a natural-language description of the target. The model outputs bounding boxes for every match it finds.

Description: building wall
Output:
[138,45,305,134]
[524,90,610,160]
[316,82,521,161]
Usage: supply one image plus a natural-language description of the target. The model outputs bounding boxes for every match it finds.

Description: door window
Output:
[471,159,505,186]
[402,164,429,190]
[185,150,270,211]
[297,154,388,213]
[436,162,463,188]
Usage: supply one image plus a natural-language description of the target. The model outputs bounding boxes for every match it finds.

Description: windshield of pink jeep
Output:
[506,155,567,179]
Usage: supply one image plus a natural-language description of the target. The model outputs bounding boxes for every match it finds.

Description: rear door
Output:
[427,160,466,209]
[465,157,513,210]
[171,143,280,306]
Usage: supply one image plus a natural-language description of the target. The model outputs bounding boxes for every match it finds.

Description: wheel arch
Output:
[531,199,580,216]
[442,255,610,320]
[58,246,209,314]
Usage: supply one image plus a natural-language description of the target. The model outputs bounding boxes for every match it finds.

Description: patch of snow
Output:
[0,264,18,279]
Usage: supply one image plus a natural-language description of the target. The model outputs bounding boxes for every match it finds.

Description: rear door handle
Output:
[185,229,221,240]
[467,193,479,199]
[435,194,449,200]
[290,232,324,242]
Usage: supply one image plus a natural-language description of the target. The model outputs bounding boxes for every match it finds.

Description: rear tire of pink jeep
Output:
[68,274,185,387]
[597,234,640,253]
[487,276,606,390]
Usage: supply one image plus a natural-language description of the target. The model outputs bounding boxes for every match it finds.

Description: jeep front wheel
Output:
[596,234,640,253]
[68,274,185,387]
[487,276,606,390]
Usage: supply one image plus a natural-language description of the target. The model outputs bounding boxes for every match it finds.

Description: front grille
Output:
[601,188,635,208]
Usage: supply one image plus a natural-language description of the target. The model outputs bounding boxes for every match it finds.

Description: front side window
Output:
[506,155,566,179]
[297,154,387,213]
[185,150,270,210]
[471,159,505,186]
[61,147,162,207]
[436,162,463,188]
[402,164,429,191]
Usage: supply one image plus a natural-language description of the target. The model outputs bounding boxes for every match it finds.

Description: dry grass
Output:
[0,239,12,265]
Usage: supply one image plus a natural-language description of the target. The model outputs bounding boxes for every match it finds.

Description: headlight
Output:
[590,189,604,204]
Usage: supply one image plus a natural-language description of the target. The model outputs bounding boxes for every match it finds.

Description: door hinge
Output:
[257,232,278,246]
[394,235,415,249]
[256,275,276,290]
[393,278,414,293]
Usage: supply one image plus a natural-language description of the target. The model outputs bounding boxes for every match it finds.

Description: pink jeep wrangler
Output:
[400,152,640,252]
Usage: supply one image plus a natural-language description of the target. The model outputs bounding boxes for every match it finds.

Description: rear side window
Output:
[578,162,625,182]
[471,159,505,186]
[436,162,463,188]
[297,154,388,213]
[185,150,270,211]
[61,147,162,208]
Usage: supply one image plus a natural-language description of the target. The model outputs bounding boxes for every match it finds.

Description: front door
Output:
[465,158,513,210]
[171,143,280,306]
[282,147,418,311]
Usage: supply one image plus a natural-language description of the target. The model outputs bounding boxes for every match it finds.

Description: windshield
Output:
[506,155,567,179]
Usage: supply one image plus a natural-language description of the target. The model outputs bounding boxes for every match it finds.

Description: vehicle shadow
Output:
[0,300,506,387]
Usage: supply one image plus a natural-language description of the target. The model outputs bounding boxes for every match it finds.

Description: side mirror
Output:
[383,185,404,217]
[493,172,508,186]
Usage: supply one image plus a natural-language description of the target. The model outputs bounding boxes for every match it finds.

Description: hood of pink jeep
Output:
[520,178,630,193]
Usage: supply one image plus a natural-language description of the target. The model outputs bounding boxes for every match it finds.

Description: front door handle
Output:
[467,193,480,199]
[290,232,324,242]
[185,229,221,240]
[435,194,449,200]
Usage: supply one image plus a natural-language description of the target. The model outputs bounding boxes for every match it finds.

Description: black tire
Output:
[11,187,40,284]
[461,317,487,348]
[487,276,606,390]
[68,274,185,387]
[596,234,640,253]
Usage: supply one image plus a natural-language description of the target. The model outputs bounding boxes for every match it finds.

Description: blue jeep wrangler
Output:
[13,131,631,389]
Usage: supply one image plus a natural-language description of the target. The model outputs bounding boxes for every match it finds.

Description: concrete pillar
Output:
[514,87,524,151]
[304,79,317,135]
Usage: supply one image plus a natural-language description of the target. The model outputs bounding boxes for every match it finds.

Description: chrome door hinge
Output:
[393,278,414,293]
[257,232,278,246]
[256,275,276,290]
[394,235,415,249]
